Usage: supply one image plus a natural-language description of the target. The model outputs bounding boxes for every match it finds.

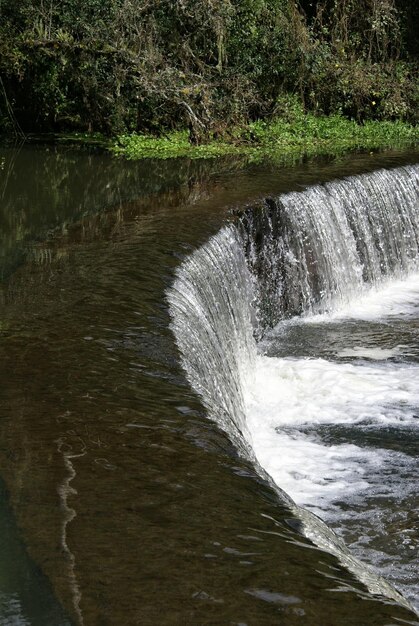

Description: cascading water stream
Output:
[240,165,419,329]
[167,164,419,612]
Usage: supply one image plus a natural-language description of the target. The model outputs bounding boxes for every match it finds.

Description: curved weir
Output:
[168,165,419,612]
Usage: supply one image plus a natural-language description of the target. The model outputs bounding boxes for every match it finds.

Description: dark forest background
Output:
[0,0,417,139]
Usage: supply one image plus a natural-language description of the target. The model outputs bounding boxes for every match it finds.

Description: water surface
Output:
[1,144,418,625]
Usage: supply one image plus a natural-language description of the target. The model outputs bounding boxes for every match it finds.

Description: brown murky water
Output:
[0,144,418,625]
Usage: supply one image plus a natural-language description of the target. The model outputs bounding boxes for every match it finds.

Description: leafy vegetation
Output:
[0,0,418,143]
[112,96,418,161]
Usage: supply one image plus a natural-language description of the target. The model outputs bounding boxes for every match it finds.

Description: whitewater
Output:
[168,164,419,613]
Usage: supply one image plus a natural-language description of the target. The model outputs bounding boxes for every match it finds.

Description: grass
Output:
[110,130,241,160]
[110,108,419,163]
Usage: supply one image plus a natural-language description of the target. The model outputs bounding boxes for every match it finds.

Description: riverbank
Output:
[6,108,418,165]
[110,112,418,163]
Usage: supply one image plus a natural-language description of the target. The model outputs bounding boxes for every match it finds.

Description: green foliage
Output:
[226,0,291,107]
[112,131,242,159]
[0,0,417,136]
[292,0,418,123]
[112,107,419,161]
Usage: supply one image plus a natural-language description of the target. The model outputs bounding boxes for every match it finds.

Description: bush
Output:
[0,0,417,137]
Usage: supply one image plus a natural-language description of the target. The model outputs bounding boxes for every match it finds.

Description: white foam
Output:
[250,271,419,513]
[304,272,419,322]
[244,346,419,608]
[244,353,419,507]
[246,356,419,427]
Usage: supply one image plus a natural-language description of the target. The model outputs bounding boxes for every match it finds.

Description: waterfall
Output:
[167,164,419,611]
[240,164,419,331]
[167,225,257,452]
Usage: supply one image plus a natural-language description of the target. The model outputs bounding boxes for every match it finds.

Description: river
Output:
[0,143,418,625]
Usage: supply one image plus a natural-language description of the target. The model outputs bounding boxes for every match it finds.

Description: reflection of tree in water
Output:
[0,144,246,279]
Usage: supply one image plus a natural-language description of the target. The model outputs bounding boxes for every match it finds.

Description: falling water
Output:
[240,164,419,330]
[168,225,257,454]
[168,164,419,611]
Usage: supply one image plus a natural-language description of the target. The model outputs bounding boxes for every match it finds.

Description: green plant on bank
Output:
[112,98,418,162]
[111,131,242,159]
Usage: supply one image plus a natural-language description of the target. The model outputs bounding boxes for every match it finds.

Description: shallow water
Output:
[0,144,418,625]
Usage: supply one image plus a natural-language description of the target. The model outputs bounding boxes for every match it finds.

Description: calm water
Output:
[0,144,418,625]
